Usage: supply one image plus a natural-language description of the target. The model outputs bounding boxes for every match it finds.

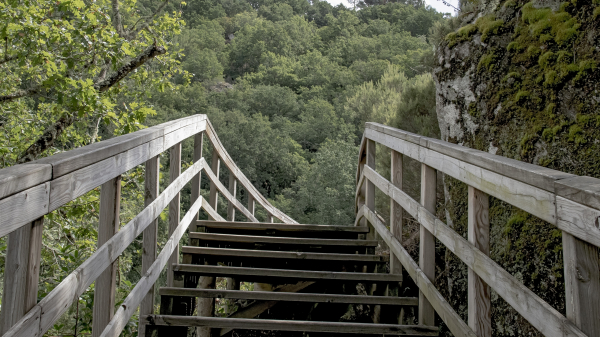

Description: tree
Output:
[0,0,185,166]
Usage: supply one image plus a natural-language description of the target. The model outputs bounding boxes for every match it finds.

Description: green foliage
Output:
[478,52,497,72]
[475,14,504,42]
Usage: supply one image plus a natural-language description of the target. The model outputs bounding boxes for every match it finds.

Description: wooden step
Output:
[142,315,438,335]
[159,288,418,306]
[196,220,369,233]
[190,232,378,247]
[173,264,402,282]
[180,246,387,262]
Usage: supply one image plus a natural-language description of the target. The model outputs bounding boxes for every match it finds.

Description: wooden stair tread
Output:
[181,246,387,262]
[190,232,378,246]
[197,220,369,232]
[159,288,417,306]
[142,315,438,335]
[173,264,402,282]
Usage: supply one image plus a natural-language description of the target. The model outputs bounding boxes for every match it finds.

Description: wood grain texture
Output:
[25,217,44,311]
[180,246,386,262]
[203,161,257,222]
[0,225,32,335]
[0,182,49,238]
[159,288,419,306]
[138,156,160,335]
[190,132,203,221]
[359,167,589,337]
[248,193,255,216]
[468,187,491,337]
[556,196,600,247]
[419,164,436,326]
[0,163,51,200]
[390,150,403,282]
[99,195,205,337]
[173,264,403,282]
[555,176,600,211]
[2,305,41,337]
[360,206,477,337]
[3,153,206,337]
[209,148,220,215]
[562,232,600,337]
[189,232,378,246]
[92,176,122,337]
[196,220,369,232]
[364,139,376,232]
[141,315,438,335]
[227,174,237,221]
[167,143,181,287]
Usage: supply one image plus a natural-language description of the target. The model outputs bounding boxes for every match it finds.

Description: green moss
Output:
[446,24,477,48]
[514,90,530,102]
[475,15,505,42]
[567,124,586,145]
[538,51,555,69]
[468,102,480,117]
[525,45,542,58]
[506,41,524,52]
[521,2,580,46]
[503,0,517,7]
[478,52,497,72]
[594,7,600,19]
[574,59,598,82]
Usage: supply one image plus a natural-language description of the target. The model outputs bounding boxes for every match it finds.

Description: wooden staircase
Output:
[142,220,438,336]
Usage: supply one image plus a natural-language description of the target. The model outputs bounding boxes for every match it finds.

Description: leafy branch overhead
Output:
[0,0,184,163]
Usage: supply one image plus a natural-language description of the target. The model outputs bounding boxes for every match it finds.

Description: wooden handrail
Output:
[0,115,296,337]
[356,123,600,337]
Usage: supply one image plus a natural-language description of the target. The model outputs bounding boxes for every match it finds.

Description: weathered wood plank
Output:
[25,217,44,311]
[562,233,600,337]
[390,150,403,283]
[361,206,476,337]
[364,139,376,232]
[180,246,386,262]
[0,164,51,200]
[191,132,203,220]
[99,195,205,337]
[159,288,419,306]
[167,143,181,288]
[141,315,438,335]
[248,193,255,216]
[138,156,160,335]
[173,264,403,282]
[468,187,491,337]
[556,196,600,247]
[196,220,369,232]
[189,232,378,246]
[555,176,600,211]
[2,305,41,337]
[419,164,436,326]
[227,174,237,221]
[0,183,49,238]
[163,119,206,150]
[92,177,122,337]
[209,148,220,215]
[203,161,257,222]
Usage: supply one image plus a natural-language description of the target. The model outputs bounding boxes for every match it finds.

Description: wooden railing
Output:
[355,122,600,337]
[0,114,295,337]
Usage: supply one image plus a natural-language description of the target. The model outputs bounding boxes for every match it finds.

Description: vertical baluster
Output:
[468,186,491,337]
[0,216,43,336]
[138,155,160,335]
[562,232,600,337]
[364,139,381,323]
[267,213,273,223]
[93,176,122,337]
[389,150,404,324]
[167,143,182,287]
[227,173,237,222]
[248,193,255,218]
[191,132,204,221]
[209,149,220,215]
[419,163,436,326]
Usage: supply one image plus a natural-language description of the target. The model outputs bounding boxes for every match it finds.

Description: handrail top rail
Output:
[0,114,207,200]
[361,122,600,211]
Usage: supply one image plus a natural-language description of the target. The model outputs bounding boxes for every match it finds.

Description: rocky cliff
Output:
[433,0,599,335]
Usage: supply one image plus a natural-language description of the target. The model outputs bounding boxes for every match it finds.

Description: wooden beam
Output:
[390,150,403,283]
[203,161,257,222]
[0,163,51,200]
[25,217,44,311]
[468,186,491,337]
[0,183,49,238]
[209,148,220,215]
[190,132,203,221]
[138,156,159,335]
[173,264,403,282]
[167,143,182,287]
[562,233,600,337]
[227,173,236,221]
[92,176,122,337]
[364,139,376,234]
[196,220,369,232]
[141,315,439,335]
[248,193,255,217]
[159,288,419,306]
[419,163,436,326]
[189,232,378,247]
[180,246,386,262]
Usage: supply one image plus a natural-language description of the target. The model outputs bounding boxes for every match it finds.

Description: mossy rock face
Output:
[433,0,600,336]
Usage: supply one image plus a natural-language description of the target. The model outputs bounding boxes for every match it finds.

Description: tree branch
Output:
[0,88,38,103]
[130,0,170,37]
[0,54,18,65]
[111,0,127,38]
[17,44,166,163]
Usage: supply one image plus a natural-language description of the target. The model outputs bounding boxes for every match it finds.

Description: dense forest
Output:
[0,0,449,335]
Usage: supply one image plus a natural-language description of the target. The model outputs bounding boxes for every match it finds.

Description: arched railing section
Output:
[355,122,600,337]
[0,114,295,337]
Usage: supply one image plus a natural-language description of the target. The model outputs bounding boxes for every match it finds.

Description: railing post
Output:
[419,163,436,326]
[191,132,204,221]
[365,139,376,240]
[562,232,600,337]
[167,143,182,287]
[209,149,220,215]
[468,186,491,337]
[0,216,43,336]
[389,150,404,324]
[92,176,122,337]
[138,155,159,335]
[227,173,237,221]
[248,193,255,218]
